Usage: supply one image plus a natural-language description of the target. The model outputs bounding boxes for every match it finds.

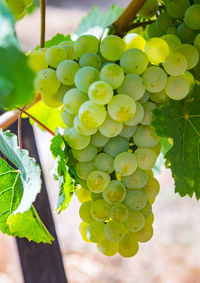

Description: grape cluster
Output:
[5,0,34,20]
[30,0,200,258]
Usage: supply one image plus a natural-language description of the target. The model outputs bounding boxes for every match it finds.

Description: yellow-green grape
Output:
[118,233,139,258]
[132,223,153,242]
[111,203,129,223]
[61,44,77,60]
[5,0,26,20]
[34,68,60,95]
[152,142,162,156]
[114,152,137,176]
[141,201,152,218]
[104,221,126,242]
[123,33,146,51]
[76,161,95,180]
[149,90,168,104]
[45,46,66,68]
[194,33,200,51]
[63,88,87,115]
[124,190,147,211]
[91,192,103,201]
[180,71,195,92]
[118,74,145,101]
[146,22,163,39]
[79,53,102,70]
[61,110,75,127]
[104,136,129,158]
[166,0,190,19]
[86,222,105,242]
[75,66,100,93]
[142,66,167,93]
[161,34,181,52]
[145,212,154,225]
[94,153,114,174]
[99,115,123,138]
[74,116,98,136]
[79,222,91,242]
[166,26,177,35]
[134,125,159,148]
[91,131,109,148]
[56,60,80,85]
[177,22,199,44]
[79,101,106,128]
[100,63,124,89]
[124,211,145,232]
[108,94,136,122]
[57,84,71,102]
[102,180,126,204]
[120,49,149,75]
[135,147,157,170]
[156,12,176,34]
[163,53,188,76]
[138,0,158,18]
[74,35,99,57]
[98,239,119,256]
[176,44,199,70]
[142,176,160,201]
[63,127,90,150]
[121,169,148,189]
[79,201,94,223]
[141,101,157,125]
[125,102,144,126]
[90,199,112,222]
[41,92,62,108]
[28,50,48,73]
[145,38,169,65]
[119,125,137,139]
[165,76,190,100]
[100,35,125,61]
[72,144,97,162]
[87,170,110,193]
[184,4,200,30]
[77,187,91,203]
[88,81,113,105]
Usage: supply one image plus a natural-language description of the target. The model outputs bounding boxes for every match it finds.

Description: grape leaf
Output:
[152,84,200,199]
[35,34,72,50]
[0,0,35,109]
[0,158,53,243]
[74,5,123,38]
[50,133,78,214]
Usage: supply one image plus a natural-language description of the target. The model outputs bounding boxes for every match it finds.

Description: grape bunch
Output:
[30,0,200,258]
[5,0,34,20]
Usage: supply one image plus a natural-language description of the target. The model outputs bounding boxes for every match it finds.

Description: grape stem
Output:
[112,0,148,36]
[40,0,46,48]
[127,19,155,31]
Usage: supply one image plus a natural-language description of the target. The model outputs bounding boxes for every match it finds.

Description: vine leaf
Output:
[152,84,200,199]
[0,158,54,243]
[35,34,72,50]
[50,133,78,214]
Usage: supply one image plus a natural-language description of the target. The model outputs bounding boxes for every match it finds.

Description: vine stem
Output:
[40,0,46,48]
[16,107,55,136]
[113,0,147,36]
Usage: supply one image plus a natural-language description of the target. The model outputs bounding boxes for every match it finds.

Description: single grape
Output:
[100,35,125,61]
[142,176,160,201]
[103,180,126,204]
[124,190,147,211]
[125,102,144,126]
[77,187,91,203]
[75,66,100,93]
[177,22,199,44]
[163,53,188,76]
[176,44,199,70]
[142,66,167,93]
[98,238,119,256]
[145,213,154,225]
[111,203,129,222]
[119,125,137,139]
[79,101,106,128]
[63,88,87,115]
[180,71,195,92]
[134,125,159,148]
[138,0,158,18]
[90,199,112,222]
[79,222,91,242]
[79,201,94,223]
[61,110,75,127]
[94,153,114,174]
[144,38,169,65]
[99,115,123,138]
[45,46,66,68]
[72,144,97,162]
[76,160,95,180]
[166,0,190,19]
[104,136,129,158]
[79,53,102,70]
[135,147,157,170]
[100,63,124,89]
[41,92,63,108]
[132,223,153,242]
[104,221,126,242]
[34,68,60,95]
[124,211,145,232]
[149,90,168,104]
[74,116,98,136]
[123,33,146,51]
[74,35,99,57]
[91,131,109,148]
[161,34,181,52]
[61,44,77,60]
[141,201,152,218]
[56,60,80,85]
[88,81,113,105]
[156,12,176,34]
[87,170,110,193]
[114,152,137,176]
[118,233,139,257]
[63,127,90,150]
[165,76,189,100]
[86,222,105,242]
[184,4,200,30]
[122,168,148,190]
[147,22,163,38]
[28,50,48,72]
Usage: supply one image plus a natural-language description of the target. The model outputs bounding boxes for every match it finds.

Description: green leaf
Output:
[35,34,72,50]
[0,0,35,109]
[74,5,123,38]
[152,84,200,199]
[0,129,41,213]
[50,133,77,214]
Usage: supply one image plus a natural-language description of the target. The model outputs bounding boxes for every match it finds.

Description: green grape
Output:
[142,176,160,201]
[177,23,199,44]
[74,116,98,136]
[104,136,129,158]
[149,90,168,104]
[139,92,150,104]
[100,63,124,89]
[57,84,71,102]
[117,74,145,101]
[165,76,189,100]
[141,102,157,125]
[135,147,157,170]
[120,48,149,75]
[79,101,106,128]
[166,0,190,19]
[99,115,123,138]
[114,152,137,176]
[98,239,119,256]
[166,26,177,35]
[41,92,62,108]
[141,201,152,218]
[63,127,90,150]
[122,168,148,189]
[124,211,145,232]
[134,125,159,148]
[132,223,153,242]
[156,12,176,34]
[61,44,77,60]
[103,180,126,204]
[145,212,154,225]
[45,46,66,68]
[104,221,126,242]
[138,0,158,18]
[34,68,60,95]
[74,35,99,57]
[144,38,169,64]
[28,50,48,73]
[87,170,110,193]
[125,102,144,126]
[142,66,167,93]
[90,199,112,222]
[56,60,80,85]
[118,233,139,258]
[63,88,87,115]
[185,4,200,30]
[76,161,95,180]
[79,201,94,223]
[119,125,137,138]
[79,53,102,70]
[146,22,163,38]
[91,192,103,201]
[94,153,114,174]
[86,222,105,243]
[100,35,125,61]
[163,53,188,76]
[161,34,181,52]
[72,144,97,162]
[124,190,147,211]
[5,0,26,19]
[123,33,146,51]
[108,94,136,122]
[75,66,100,93]
[180,71,195,92]
[176,44,199,70]
[111,204,129,223]
[88,81,113,105]
[77,187,91,203]
[91,131,109,147]
[79,222,91,242]
[194,33,200,51]
[61,110,75,127]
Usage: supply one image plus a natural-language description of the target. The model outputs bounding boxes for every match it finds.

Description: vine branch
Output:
[40,0,46,48]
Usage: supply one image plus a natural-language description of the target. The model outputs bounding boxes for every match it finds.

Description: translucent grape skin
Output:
[100,63,124,89]
[100,35,125,61]
[76,161,95,180]
[163,53,188,76]
[134,125,159,148]
[118,233,139,257]
[131,222,153,242]
[184,4,200,30]
[87,170,110,193]
[104,136,129,158]
[142,66,167,93]
[56,60,80,85]
[121,168,148,190]
[124,190,147,211]
[94,153,114,174]
[144,38,169,65]
[114,152,137,176]
[125,102,144,126]
[135,147,157,170]
[86,222,105,243]
[79,53,102,70]
[104,220,126,242]
[90,199,112,222]
[77,187,91,203]
[63,127,90,150]
[63,88,87,115]
[99,115,123,138]
[111,203,129,222]
[72,144,97,162]
[123,33,146,51]
[45,46,67,68]
[98,238,119,256]
[165,76,190,100]
[34,68,60,95]
[103,180,126,204]
[79,222,91,242]
[74,35,99,57]
[88,81,113,105]
[124,211,145,232]
[75,66,100,94]
[79,201,94,223]
[91,131,109,148]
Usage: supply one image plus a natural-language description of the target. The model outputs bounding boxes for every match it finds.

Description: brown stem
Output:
[40,0,46,48]
[16,108,55,137]
[113,0,148,36]
[18,112,23,149]
[127,19,155,32]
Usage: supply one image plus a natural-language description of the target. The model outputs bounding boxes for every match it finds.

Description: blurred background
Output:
[1,1,200,282]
